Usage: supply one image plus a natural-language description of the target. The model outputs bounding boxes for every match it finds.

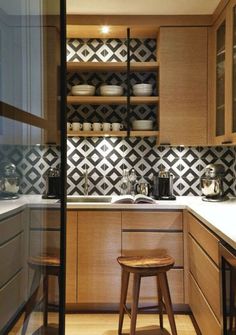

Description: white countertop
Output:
[0,195,236,249]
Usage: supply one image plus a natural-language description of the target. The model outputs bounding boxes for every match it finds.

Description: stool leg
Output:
[118,270,130,335]
[43,275,49,327]
[130,274,141,335]
[157,276,163,329]
[158,272,177,335]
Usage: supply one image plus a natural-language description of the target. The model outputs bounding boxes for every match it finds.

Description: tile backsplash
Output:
[1,142,235,196]
[67,137,236,197]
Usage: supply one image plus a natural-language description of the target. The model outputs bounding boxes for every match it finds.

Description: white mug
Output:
[83,122,92,131]
[72,122,82,131]
[111,123,123,131]
[92,122,102,131]
[102,123,111,132]
[67,122,72,131]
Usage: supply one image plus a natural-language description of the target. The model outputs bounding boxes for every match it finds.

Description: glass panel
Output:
[0,0,65,334]
[232,6,236,132]
[216,20,226,136]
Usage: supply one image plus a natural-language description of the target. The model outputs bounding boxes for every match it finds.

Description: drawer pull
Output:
[221,141,232,145]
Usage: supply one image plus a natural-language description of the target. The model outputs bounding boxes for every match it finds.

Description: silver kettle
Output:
[0,162,20,199]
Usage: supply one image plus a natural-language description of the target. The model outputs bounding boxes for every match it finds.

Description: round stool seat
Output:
[117,255,175,269]
[28,254,60,268]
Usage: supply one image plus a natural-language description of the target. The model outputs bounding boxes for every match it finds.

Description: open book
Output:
[111,194,155,204]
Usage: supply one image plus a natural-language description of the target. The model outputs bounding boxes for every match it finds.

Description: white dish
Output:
[132,120,153,130]
[100,85,123,96]
[71,85,95,96]
[133,83,152,90]
[132,83,152,96]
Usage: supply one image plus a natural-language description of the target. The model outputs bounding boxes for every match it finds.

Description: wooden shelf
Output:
[67,96,159,105]
[67,61,159,72]
[67,130,159,138]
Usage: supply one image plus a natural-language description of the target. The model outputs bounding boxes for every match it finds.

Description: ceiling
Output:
[66,0,221,15]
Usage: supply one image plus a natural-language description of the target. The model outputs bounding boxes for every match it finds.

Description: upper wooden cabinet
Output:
[159,27,208,146]
[209,0,236,145]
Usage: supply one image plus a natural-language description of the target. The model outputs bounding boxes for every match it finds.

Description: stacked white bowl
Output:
[71,85,95,96]
[100,85,123,96]
[132,120,153,130]
[132,83,152,96]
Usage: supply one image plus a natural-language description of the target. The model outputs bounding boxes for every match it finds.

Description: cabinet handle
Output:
[221,141,232,145]
[160,142,171,146]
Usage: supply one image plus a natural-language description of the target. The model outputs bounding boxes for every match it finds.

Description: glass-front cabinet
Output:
[210,0,236,145]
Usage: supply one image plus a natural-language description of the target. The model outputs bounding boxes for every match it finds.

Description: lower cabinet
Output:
[0,211,26,332]
[66,209,185,310]
[187,212,222,335]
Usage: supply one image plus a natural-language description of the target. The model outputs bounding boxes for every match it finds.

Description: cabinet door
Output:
[66,211,77,305]
[159,27,208,146]
[77,211,121,308]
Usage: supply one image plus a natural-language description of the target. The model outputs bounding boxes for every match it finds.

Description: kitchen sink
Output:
[67,196,112,203]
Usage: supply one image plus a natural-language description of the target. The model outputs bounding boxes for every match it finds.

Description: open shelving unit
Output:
[66,25,159,138]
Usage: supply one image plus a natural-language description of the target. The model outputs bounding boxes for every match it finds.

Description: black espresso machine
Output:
[42,167,61,199]
[153,168,176,200]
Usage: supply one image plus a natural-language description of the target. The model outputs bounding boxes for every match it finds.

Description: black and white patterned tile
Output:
[66,139,236,196]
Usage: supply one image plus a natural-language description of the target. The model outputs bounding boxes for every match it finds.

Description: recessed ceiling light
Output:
[101,26,110,34]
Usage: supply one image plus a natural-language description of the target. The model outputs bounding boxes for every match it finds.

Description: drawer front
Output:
[188,212,219,265]
[0,271,23,332]
[0,212,23,245]
[189,272,221,335]
[188,235,221,321]
[122,232,183,266]
[0,233,24,288]
[122,211,183,230]
[29,231,60,257]
[126,269,184,305]
[30,209,60,229]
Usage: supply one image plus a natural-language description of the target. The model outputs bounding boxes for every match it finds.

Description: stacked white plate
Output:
[133,83,152,96]
[71,85,95,96]
[132,120,153,130]
[100,85,123,96]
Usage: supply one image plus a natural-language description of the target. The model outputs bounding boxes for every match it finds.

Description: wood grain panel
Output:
[126,269,184,305]
[0,233,24,288]
[187,212,219,265]
[159,27,208,146]
[188,235,221,321]
[30,209,60,229]
[77,211,122,304]
[189,272,221,335]
[122,232,183,266]
[0,212,23,246]
[122,211,182,230]
[66,211,78,304]
[29,231,60,257]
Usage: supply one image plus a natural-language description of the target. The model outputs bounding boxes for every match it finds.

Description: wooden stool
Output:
[117,255,177,335]
[21,254,60,335]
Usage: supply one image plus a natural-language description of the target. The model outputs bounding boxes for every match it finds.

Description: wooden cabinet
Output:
[122,210,184,306]
[159,27,208,146]
[209,0,236,145]
[77,211,121,309]
[0,211,26,332]
[66,209,185,310]
[187,212,221,335]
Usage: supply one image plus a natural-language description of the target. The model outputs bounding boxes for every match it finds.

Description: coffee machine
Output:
[42,167,61,199]
[200,164,228,202]
[153,168,176,200]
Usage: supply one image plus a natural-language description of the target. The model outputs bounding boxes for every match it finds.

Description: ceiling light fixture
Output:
[101,25,110,34]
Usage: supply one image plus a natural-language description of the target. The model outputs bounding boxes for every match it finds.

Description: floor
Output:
[10,313,197,335]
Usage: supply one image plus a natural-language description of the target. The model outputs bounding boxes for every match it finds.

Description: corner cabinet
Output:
[159,27,208,146]
[209,0,236,145]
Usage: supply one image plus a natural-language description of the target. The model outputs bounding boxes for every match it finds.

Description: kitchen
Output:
[0,0,236,334]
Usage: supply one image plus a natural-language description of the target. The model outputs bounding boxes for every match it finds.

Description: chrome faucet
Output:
[83,168,89,195]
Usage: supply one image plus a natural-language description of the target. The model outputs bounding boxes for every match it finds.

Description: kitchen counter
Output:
[0,195,235,249]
